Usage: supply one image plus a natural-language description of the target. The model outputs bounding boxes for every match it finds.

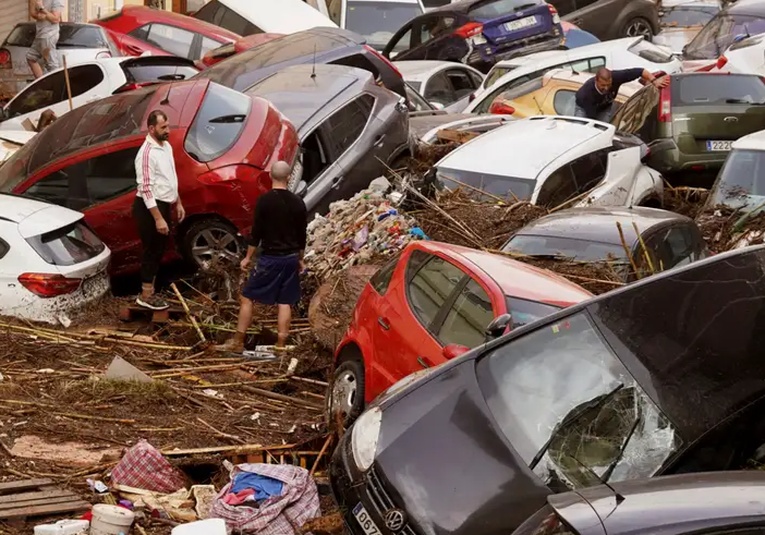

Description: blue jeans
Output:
[574,104,613,123]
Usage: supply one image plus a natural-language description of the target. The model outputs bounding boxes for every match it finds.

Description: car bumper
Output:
[330,432,420,535]
[649,139,729,173]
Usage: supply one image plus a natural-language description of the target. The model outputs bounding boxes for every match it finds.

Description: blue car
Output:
[382,0,564,73]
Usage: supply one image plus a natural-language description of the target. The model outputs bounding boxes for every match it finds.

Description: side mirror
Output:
[733,33,748,44]
[295,180,307,197]
[489,100,515,115]
[485,313,513,340]
[443,344,470,360]
[429,101,445,110]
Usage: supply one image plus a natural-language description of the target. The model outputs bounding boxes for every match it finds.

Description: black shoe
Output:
[136,295,170,310]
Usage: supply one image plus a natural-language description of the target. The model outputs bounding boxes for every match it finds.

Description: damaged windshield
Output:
[478,311,679,491]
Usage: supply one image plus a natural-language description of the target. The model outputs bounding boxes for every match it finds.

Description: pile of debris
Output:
[696,206,765,253]
[305,178,426,281]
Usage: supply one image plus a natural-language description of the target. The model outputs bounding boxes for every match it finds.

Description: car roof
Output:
[244,64,370,130]
[424,0,490,14]
[728,0,765,15]
[213,0,339,31]
[118,5,241,41]
[660,0,720,7]
[415,241,593,305]
[493,37,641,70]
[551,471,765,535]
[437,116,614,179]
[732,128,765,150]
[0,193,82,230]
[394,60,467,81]
[512,206,689,247]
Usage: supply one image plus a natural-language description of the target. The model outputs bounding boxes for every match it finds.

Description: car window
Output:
[570,149,609,193]
[568,59,591,73]
[553,89,576,115]
[122,62,198,83]
[136,24,196,59]
[388,25,414,55]
[25,220,105,266]
[23,147,139,211]
[468,70,483,87]
[194,0,261,35]
[612,85,658,135]
[478,311,679,490]
[474,76,544,113]
[660,5,718,27]
[536,165,577,208]
[437,167,535,200]
[0,238,8,261]
[405,82,433,112]
[5,24,109,49]
[407,253,467,329]
[589,56,606,70]
[323,94,374,158]
[504,233,628,263]
[68,64,105,97]
[646,224,708,272]
[7,72,67,117]
[672,74,765,106]
[685,13,765,59]
[424,71,455,105]
[185,83,251,163]
[710,149,765,210]
[346,1,427,50]
[438,277,493,348]
[484,65,517,89]
[329,0,342,25]
[201,36,222,57]
[370,254,400,296]
[506,296,561,329]
[446,69,477,98]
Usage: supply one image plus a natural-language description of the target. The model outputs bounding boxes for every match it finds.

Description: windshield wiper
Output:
[725,99,765,104]
[209,114,246,123]
[529,383,625,470]
[601,414,642,482]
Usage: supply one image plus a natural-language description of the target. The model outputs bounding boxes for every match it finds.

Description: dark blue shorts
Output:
[242,254,301,305]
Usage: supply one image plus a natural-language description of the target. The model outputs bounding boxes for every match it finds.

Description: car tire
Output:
[327,357,366,429]
[180,219,243,271]
[621,17,654,41]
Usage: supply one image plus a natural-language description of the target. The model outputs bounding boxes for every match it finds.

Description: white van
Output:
[193,0,338,35]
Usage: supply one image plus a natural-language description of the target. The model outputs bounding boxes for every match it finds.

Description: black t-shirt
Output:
[249,189,308,256]
[574,68,644,118]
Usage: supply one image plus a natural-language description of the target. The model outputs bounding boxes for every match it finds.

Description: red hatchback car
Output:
[329,241,593,423]
[196,33,284,70]
[0,79,298,276]
[93,6,240,61]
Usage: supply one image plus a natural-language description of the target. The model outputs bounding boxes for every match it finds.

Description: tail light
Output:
[716,55,728,69]
[548,3,561,24]
[454,22,484,39]
[658,82,671,123]
[0,48,11,70]
[489,101,515,115]
[112,81,157,94]
[96,51,112,59]
[364,45,402,78]
[18,273,82,298]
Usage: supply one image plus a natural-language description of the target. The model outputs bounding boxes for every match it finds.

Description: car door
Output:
[20,144,141,270]
[566,0,610,39]
[372,249,465,384]
[423,70,456,106]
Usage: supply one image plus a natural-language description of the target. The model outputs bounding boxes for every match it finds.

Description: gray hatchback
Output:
[245,63,410,215]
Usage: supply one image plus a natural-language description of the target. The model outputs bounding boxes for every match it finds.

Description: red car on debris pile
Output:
[196,33,284,69]
[93,5,240,61]
[0,79,299,276]
[328,241,593,423]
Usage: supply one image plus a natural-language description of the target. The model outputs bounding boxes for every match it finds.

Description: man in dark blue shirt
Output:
[574,67,669,121]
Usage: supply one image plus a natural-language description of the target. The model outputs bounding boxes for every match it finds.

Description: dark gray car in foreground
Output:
[246,64,409,215]
[514,471,765,535]
[331,244,765,535]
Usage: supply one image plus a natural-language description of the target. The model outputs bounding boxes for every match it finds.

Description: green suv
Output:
[610,72,765,174]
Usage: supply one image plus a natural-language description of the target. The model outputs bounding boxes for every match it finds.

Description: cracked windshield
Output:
[480,312,679,490]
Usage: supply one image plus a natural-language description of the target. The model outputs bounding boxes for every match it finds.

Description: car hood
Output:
[373,360,552,535]
[410,113,514,143]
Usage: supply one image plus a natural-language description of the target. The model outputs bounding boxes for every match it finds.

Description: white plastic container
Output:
[89,504,135,535]
[34,519,90,535]
[171,518,227,535]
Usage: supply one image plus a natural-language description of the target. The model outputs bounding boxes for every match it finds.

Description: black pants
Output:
[133,197,172,284]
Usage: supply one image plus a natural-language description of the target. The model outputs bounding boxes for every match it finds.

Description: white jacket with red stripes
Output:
[134,134,179,209]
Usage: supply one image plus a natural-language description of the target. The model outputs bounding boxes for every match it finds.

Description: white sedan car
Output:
[455,37,682,113]
[432,115,663,208]
[0,194,111,324]
[0,55,198,132]
[394,60,484,109]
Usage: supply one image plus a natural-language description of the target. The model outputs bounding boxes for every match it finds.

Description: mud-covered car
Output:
[331,243,765,535]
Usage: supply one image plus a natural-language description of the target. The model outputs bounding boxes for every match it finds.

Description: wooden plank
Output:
[0,494,81,511]
[435,129,480,144]
[0,489,78,505]
[0,479,52,494]
[0,499,90,519]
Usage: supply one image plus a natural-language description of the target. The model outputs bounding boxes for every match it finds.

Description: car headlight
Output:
[351,406,383,472]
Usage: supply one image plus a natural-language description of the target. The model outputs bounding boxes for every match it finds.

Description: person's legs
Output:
[26,43,43,79]
[274,255,301,349]
[41,37,60,73]
[133,199,170,310]
[276,304,292,348]
[573,104,588,118]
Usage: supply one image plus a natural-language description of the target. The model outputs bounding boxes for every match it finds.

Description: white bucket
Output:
[171,518,227,535]
[89,504,135,535]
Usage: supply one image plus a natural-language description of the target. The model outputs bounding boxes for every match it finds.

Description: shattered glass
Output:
[479,311,679,492]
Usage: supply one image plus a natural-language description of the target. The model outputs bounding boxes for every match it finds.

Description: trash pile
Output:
[696,205,765,253]
[304,177,427,282]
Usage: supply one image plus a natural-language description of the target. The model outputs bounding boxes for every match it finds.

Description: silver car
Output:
[245,63,410,215]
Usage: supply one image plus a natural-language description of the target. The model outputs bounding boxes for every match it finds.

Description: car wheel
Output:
[327,358,366,429]
[181,219,242,270]
[622,17,654,41]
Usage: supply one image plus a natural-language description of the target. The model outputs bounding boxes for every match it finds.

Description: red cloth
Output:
[110,440,186,493]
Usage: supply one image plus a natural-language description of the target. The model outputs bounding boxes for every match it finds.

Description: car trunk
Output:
[470,0,554,49]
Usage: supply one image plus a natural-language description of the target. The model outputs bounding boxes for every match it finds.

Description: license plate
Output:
[503,16,537,32]
[353,503,382,535]
[706,140,733,151]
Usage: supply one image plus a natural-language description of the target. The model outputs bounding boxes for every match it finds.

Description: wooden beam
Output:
[0,479,52,494]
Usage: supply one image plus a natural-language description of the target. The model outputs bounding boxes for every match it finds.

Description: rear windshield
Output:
[685,13,765,59]
[660,5,718,27]
[436,167,534,200]
[474,75,543,113]
[710,148,765,210]
[185,83,251,163]
[346,1,423,49]
[506,296,561,329]
[123,62,199,83]
[671,74,765,105]
[26,221,105,266]
[504,234,628,263]
[5,24,109,49]
[469,0,543,19]
[484,65,519,89]
[628,38,675,63]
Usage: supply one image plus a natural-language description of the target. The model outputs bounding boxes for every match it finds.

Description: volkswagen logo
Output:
[384,508,406,532]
